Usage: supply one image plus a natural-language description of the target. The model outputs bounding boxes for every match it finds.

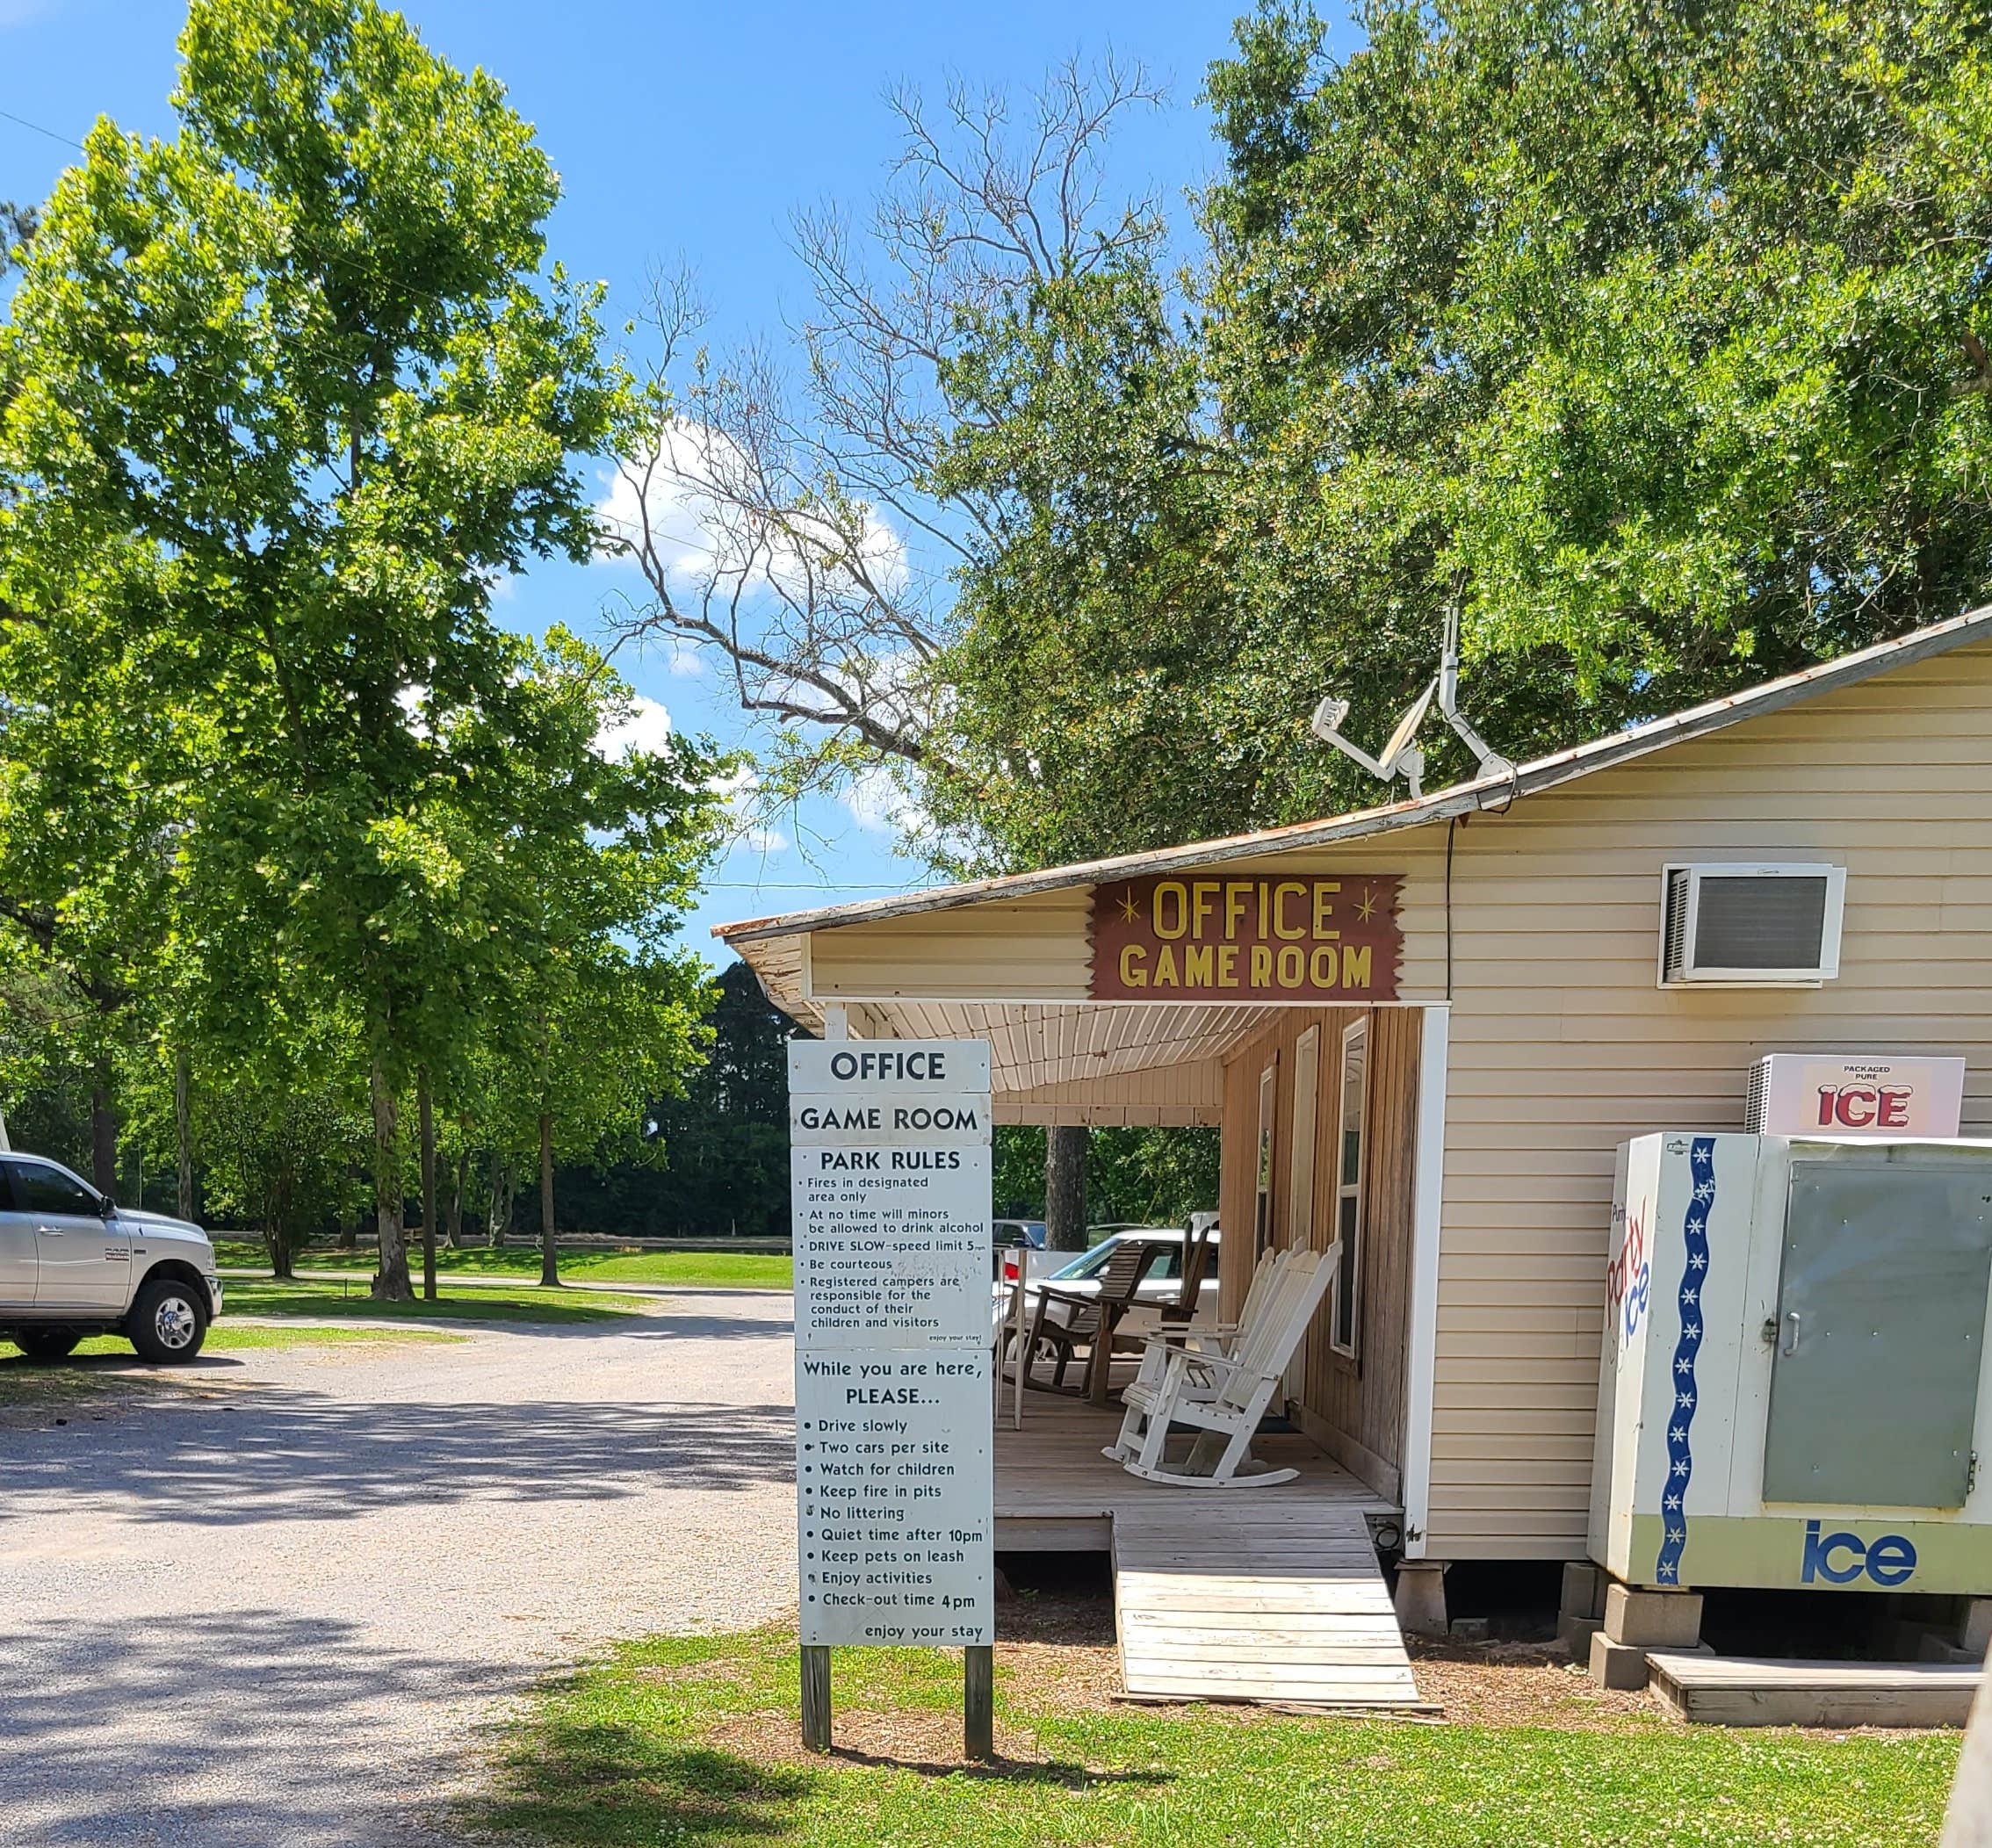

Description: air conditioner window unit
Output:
[1659,863,1846,985]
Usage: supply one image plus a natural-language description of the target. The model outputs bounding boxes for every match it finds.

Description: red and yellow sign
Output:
[1088,874,1402,1002]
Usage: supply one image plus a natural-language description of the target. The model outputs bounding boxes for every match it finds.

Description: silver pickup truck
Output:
[0,1151,224,1362]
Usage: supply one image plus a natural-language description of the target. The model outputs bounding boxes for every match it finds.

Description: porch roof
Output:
[721,906,1334,1122]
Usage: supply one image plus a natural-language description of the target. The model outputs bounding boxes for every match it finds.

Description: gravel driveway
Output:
[0,1291,798,1847]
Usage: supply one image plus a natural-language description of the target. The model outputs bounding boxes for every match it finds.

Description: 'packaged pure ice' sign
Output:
[790,1040,993,1648]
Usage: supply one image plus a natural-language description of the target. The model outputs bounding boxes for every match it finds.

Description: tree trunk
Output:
[488,1153,513,1246]
[90,1074,118,1202]
[538,1111,559,1287]
[1045,1125,1088,1252]
[446,1145,466,1248]
[339,1209,359,1252]
[174,1047,193,1222]
[268,1222,294,1280]
[418,1069,437,1303]
[369,1058,413,1300]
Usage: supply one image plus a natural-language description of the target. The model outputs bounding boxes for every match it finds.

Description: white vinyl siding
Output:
[1426,640,1992,1556]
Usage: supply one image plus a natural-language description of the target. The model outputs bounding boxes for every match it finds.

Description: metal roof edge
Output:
[714,605,1992,946]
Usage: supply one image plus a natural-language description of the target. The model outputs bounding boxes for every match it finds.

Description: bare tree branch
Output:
[603,57,1166,809]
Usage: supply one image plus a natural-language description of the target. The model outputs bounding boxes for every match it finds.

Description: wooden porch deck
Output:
[994,1387,1424,1707]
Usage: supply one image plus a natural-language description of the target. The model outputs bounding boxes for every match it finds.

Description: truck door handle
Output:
[37,1226,63,1238]
[1782,1310,1801,1357]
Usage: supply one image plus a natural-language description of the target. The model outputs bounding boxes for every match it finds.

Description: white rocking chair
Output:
[1103,1245,1336,1488]
[1119,1244,1295,1406]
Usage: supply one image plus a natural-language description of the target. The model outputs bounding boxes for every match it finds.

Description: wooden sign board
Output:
[1089,873,1402,1002]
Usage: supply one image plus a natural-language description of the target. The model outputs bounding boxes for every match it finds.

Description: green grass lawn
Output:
[88,1322,465,1354]
[223,1276,653,1325]
[568,1250,792,1289]
[0,1319,461,1406]
[213,1241,794,1291]
[468,1627,1960,1848]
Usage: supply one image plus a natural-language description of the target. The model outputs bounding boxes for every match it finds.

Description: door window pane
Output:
[8,1160,99,1216]
[1254,1060,1278,1262]
[1330,1021,1368,1358]
[1334,1194,1360,1350]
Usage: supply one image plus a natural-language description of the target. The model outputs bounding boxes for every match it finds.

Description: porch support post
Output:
[1401,1002,1450,1559]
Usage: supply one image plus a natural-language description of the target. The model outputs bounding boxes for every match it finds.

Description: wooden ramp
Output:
[1114,1503,1421,1706]
[995,1389,1420,1708]
[1649,1653,1981,1728]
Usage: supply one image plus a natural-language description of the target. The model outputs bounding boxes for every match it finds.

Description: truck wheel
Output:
[127,1276,209,1364]
[12,1330,81,1361]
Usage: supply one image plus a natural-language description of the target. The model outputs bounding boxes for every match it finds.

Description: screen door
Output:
[1763,1159,1992,1508]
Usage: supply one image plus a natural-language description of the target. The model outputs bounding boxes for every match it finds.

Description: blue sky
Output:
[0,0,1347,964]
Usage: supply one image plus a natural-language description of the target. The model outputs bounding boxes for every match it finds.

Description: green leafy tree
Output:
[0,0,625,1294]
[0,962,97,1164]
[171,1046,367,1277]
[923,256,1230,870]
[992,1124,1219,1232]
[1204,0,1992,710]
[466,636,725,1285]
[631,960,802,1236]
[0,570,191,1192]
[928,0,1992,866]
[0,203,34,280]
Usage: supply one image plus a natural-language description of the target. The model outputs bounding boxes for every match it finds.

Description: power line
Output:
[0,105,84,151]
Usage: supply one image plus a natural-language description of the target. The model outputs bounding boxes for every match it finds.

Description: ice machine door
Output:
[1763,1159,1992,1509]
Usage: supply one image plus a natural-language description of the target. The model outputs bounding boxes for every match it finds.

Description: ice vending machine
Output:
[1591,1133,1992,1594]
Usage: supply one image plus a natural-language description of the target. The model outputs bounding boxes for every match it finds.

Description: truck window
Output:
[8,1161,99,1216]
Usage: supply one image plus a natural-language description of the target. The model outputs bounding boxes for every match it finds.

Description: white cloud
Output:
[594,425,742,581]
[660,635,705,678]
[595,421,908,606]
[595,694,673,761]
[841,764,919,835]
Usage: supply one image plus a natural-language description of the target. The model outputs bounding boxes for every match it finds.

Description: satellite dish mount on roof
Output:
[1309,602,1514,800]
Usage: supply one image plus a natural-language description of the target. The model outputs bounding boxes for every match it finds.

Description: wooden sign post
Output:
[789,1039,996,1761]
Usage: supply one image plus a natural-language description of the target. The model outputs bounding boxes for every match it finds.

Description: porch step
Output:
[1648,1653,1981,1728]
[1112,1505,1423,1707]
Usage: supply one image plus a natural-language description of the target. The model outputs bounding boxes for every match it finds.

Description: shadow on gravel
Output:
[588,1308,795,1344]
[0,1390,796,1526]
[0,1607,509,1846]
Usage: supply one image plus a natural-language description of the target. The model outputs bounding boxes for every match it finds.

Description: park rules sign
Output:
[789,1040,994,1649]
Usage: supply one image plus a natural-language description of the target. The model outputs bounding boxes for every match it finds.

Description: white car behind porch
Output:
[994,1226,1221,1344]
